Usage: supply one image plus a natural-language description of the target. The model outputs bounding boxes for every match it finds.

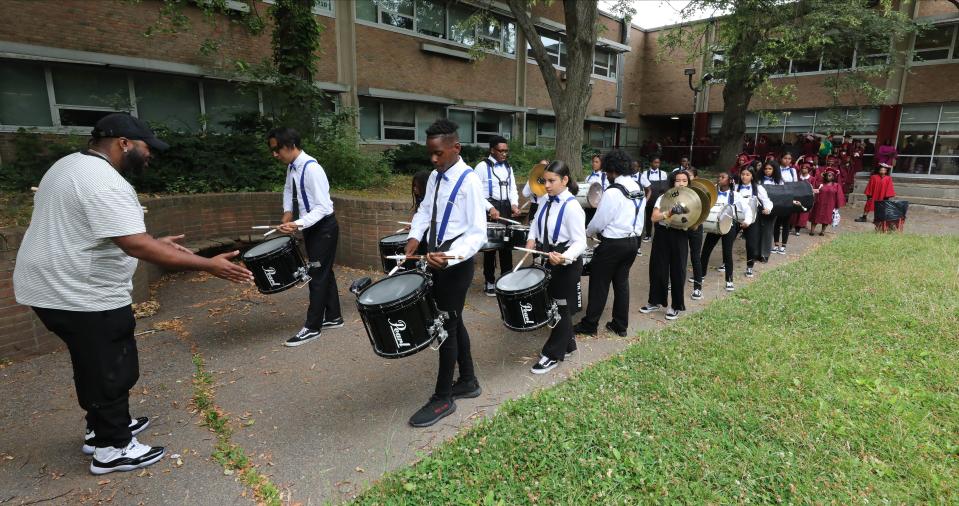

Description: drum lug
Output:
[546,301,561,329]
[428,311,450,351]
[295,267,312,288]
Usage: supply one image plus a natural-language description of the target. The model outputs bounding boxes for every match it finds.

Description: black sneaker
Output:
[531,355,558,374]
[745,267,755,278]
[604,321,627,337]
[665,309,683,321]
[83,417,150,455]
[321,317,344,329]
[639,304,661,314]
[854,215,868,222]
[564,349,577,360]
[573,322,597,336]
[450,378,482,400]
[484,283,496,297]
[284,327,320,347]
[409,396,456,427]
[691,289,703,300]
[90,438,165,475]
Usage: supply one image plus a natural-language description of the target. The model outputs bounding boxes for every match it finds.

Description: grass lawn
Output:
[355,233,959,504]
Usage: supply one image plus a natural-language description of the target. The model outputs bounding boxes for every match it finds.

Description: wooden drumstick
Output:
[512,246,550,257]
[513,251,532,273]
[498,217,521,225]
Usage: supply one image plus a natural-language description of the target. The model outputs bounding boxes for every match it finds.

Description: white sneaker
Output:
[90,438,165,475]
[665,309,682,320]
[639,304,661,314]
[691,289,703,300]
[484,283,496,297]
[779,246,787,255]
[725,282,735,292]
[83,417,150,455]
[716,265,725,272]
[745,267,754,278]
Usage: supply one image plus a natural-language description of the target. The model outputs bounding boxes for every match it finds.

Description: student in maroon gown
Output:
[790,158,816,235]
[855,163,896,222]
[808,170,845,236]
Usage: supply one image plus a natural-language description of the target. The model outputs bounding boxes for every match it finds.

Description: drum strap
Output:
[535,195,577,245]
[436,169,474,247]
[607,183,644,235]
[486,158,512,201]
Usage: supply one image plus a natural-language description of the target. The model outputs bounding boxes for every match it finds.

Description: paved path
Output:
[1,207,955,505]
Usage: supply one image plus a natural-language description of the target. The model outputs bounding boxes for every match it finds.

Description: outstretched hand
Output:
[209,250,254,284]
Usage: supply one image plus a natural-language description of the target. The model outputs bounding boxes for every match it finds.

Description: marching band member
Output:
[639,157,669,244]
[521,159,551,225]
[525,161,586,374]
[700,172,738,292]
[735,166,773,278]
[405,119,487,427]
[476,136,519,296]
[774,152,799,255]
[685,167,705,301]
[640,170,692,321]
[757,161,783,262]
[583,154,608,224]
[574,149,643,337]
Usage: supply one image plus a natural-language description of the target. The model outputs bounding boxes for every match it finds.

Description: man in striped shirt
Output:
[14,113,253,475]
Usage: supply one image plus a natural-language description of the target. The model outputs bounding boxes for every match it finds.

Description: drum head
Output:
[487,223,506,230]
[243,236,291,259]
[380,233,408,245]
[496,268,545,292]
[358,272,425,305]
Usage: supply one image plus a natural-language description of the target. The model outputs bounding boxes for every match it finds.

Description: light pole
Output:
[685,68,713,163]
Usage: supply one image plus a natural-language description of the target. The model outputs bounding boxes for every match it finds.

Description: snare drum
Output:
[242,236,311,294]
[581,247,594,277]
[354,271,448,359]
[378,233,412,273]
[494,266,559,331]
[734,198,758,226]
[481,222,508,251]
[702,204,734,235]
[507,224,529,248]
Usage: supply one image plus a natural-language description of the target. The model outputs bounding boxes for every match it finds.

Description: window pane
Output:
[314,0,332,11]
[901,104,941,123]
[609,53,617,78]
[0,61,52,126]
[914,25,953,50]
[358,98,380,140]
[915,48,950,61]
[59,109,114,127]
[415,103,444,141]
[791,54,821,73]
[355,0,376,22]
[503,22,516,54]
[526,118,537,145]
[381,11,413,29]
[931,156,959,175]
[448,5,475,46]
[383,101,414,128]
[449,109,474,143]
[476,111,500,133]
[204,80,258,133]
[537,119,555,147]
[52,66,128,108]
[934,119,959,157]
[135,74,201,132]
[821,48,853,70]
[415,0,445,38]
[898,132,935,157]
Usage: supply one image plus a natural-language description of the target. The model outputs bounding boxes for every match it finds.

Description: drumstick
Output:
[513,251,532,273]
[251,225,275,230]
[520,201,531,210]
[513,246,550,257]
[498,217,521,225]
[388,264,404,276]
[263,229,278,238]
[396,221,412,226]
[384,254,464,261]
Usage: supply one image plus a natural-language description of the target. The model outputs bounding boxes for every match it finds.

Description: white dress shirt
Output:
[283,151,334,229]
[408,157,487,266]
[584,170,609,189]
[476,157,518,210]
[735,183,773,211]
[780,165,799,182]
[528,189,587,263]
[639,168,668,188]
[761,176,784,186]
[716,186,736,206]
[586,175,645,239]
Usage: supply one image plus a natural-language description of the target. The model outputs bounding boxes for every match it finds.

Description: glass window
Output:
[477,19,502,51]
[594,49,616,78]
[380,0,414,30]
[821,48,853,70]
[901,104,941,124]
[708,113,724,134]
[313,0,332,12]
[448,4,475,46]
[358,98,380,140]
[525,118,537,146]
[791,54,821,73]
[383,101,415,140]
[587,123,613,149]
[448,109,474,143]
[931,156,959,175]
[476,111,503,144]
[530,33,562,66]
[503,22,517,55]
[856,36,889,67]
[356,0,376,22]
[135,74,201,132]
[415,103,444,142]
[203,80,258,133]
[0,61,52,126]
[415,0,445,38]
[537,118,556,147]
[52,66,129,109]
[913,24,954,62]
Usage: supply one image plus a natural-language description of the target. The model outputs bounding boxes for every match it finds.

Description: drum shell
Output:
[481,223,508,251]
[355,273,438,359]
[581,248,594,277]
[703,204,734,235]
[507,225,529,248]
[494,267,553,331]
[378,234,413,273]
[875,200,908,221]
[765,182,814,217]
[242,237,307,294]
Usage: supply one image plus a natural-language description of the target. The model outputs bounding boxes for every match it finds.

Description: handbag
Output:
[831,208,841,228]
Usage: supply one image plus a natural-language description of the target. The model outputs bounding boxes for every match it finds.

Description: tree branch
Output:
[507,0,564,100]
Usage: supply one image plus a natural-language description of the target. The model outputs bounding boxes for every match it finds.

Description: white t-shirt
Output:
[14,152,147,311]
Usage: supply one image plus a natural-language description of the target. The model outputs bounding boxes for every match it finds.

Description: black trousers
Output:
[431,258,476,399]
[483,200,513,284]
[579,236,638,332]
[542,258,583,361]
[642,200,656,240]
[701,228,736,282]
[303,214,342,330]
[33,305,138,448]
[758,213,776,260]
[648,226,688,311]
[688,225,704,290]
[740,222,761,268]
[774,215,791,244]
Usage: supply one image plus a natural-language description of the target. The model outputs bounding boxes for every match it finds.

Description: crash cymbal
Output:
[659,186,703,230]
[690,178,718,208]
[587,182,604,208]
[687,184,712,229]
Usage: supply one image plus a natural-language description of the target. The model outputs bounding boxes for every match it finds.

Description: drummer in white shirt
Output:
[574,149,644,338]
[476,136,519,295]
[583,154,610,224]
[774,153,799,255]
[405,119,487,427]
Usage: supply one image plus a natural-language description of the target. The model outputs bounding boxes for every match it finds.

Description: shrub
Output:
[0,130,88,191]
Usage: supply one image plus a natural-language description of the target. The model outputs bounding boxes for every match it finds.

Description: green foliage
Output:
[356,233,959,504]
[0,130,87,191]
[306,110,391,190]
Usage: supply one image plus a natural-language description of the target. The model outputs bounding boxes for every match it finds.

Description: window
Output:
[447,4,476,46]
[356,0,376,22]
[0,61,52,126]
[477,18,504,52]
[525,117,555,147]
[856,36,890,67]
[913,24,955,62]
[587,123,614,149]
[135,74,201,132]
[51,66,130,126]
[415,0,445,38]
[896,103,959,175]
[358,98,380,140]
[415,103,445,141]
[790,53,821,74]
[383,101,416,140]
[448,109,474,143]
[380,0,414,29]
[476,111,505,144]
[593,48,617,78]
[313,0,332,12]
[203,81,258,133]
[820,47,853,70]
[529,32,563,66]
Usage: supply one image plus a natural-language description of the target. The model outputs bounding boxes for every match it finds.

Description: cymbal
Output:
[587,182,604,207]
[687,184,712,229]
[690,178,718,208]
[659,186,703,230]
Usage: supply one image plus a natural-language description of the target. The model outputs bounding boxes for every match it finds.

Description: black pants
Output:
[431,258,476,399]
[701,228,736,282]
[542,258,583,361]
[774,215,791,245]
[688,225,704,290]
[740,223,761,268]
[642,201,656,240]
[483,200,513,284]
[758,213,776,260]
[303,214,342,330]
[648,226,688,311]
[33,305,138,448]
[579,236,638,332]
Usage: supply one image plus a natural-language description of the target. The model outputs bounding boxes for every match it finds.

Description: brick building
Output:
[1,0,958,177]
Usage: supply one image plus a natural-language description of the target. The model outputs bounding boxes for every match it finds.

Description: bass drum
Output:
[765,182,814,217]
[702,204,734,235]
[494,266,559,332]
[242,236,310,294]
[355,271,448,359]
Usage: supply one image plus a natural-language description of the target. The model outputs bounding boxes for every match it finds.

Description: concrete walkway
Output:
[1,207,955,505]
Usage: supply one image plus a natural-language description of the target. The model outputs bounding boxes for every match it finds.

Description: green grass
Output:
[355,233,959,504]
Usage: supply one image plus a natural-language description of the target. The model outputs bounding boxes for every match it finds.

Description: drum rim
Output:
[379,233,410,245]
[242,236,294,260]
[356,271,429,309]
[494,266,549,295]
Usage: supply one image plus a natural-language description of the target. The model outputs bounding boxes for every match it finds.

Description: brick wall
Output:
[0,192,414,361]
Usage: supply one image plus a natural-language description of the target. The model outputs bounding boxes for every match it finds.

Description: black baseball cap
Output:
[91,113,169,152]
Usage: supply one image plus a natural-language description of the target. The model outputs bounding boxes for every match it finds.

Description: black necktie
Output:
[542,197,556,245]
[428,172,442,251]
[289,163,299,220]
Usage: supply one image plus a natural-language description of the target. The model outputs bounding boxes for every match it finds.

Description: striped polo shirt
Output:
[14,152,146,311]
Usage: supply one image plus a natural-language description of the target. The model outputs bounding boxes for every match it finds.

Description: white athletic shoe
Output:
[83,417,150,455]
[90,438,165,475]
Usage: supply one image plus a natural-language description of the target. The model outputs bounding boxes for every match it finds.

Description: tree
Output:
[659,0,919,169]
